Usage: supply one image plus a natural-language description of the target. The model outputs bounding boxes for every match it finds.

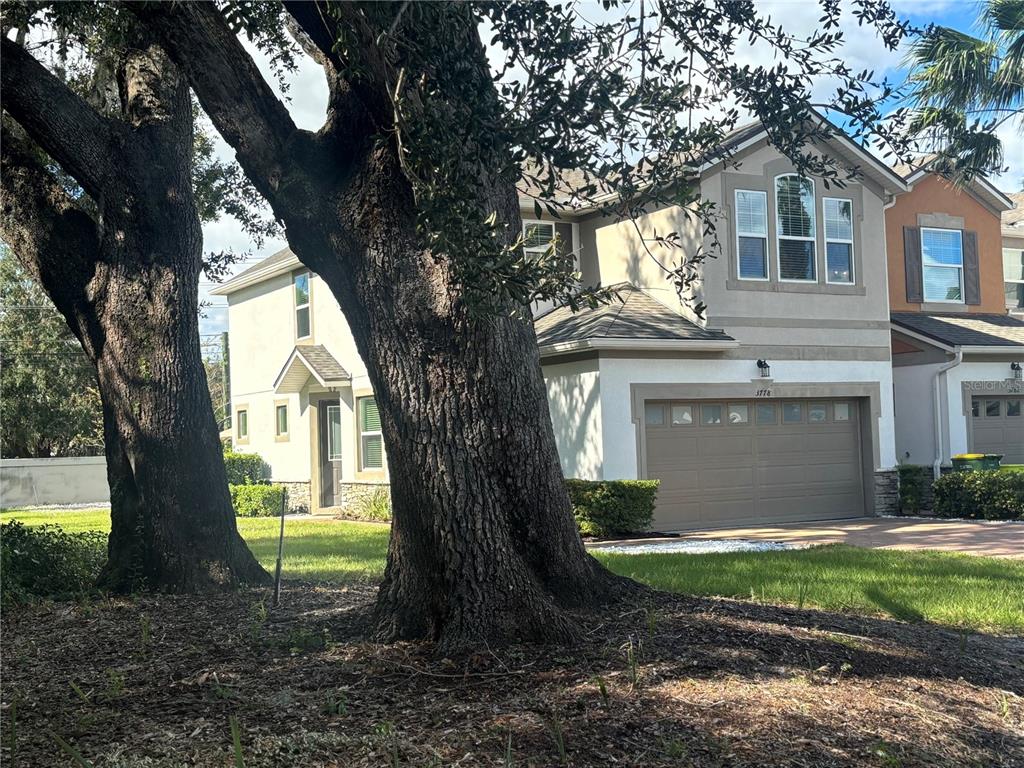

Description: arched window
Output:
[775,175,816,281]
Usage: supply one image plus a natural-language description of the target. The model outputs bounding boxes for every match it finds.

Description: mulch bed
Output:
[3,584,1022,767]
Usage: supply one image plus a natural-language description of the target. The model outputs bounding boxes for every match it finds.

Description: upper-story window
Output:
[775,175,816,281]
[921,228,963,302]
[735,190,769,280]
[294,272,311,339]
[523,221,555,258]
[1004,247,1024,313]
[823,197,854,284]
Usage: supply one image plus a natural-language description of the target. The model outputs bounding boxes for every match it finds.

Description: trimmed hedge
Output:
[230,483,286,517]
[897,464,932,515]
[565,479,659,537]
[932,470,1024,521]
[223,450,267,486]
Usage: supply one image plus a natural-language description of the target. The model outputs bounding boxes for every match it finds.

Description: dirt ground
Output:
[3,584,1022,767]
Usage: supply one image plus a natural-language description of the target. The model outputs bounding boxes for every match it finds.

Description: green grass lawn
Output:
[3,507,1022,633]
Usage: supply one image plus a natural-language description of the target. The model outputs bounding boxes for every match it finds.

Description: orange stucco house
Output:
[885,161,1023,473]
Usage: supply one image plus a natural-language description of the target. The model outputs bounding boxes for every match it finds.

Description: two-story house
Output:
[886,160,1023,473]
[215,122,907,529]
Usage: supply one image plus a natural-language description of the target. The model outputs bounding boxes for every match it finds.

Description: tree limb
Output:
[1,37,119,201]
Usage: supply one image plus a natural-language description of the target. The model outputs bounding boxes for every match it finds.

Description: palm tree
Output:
[904,0,1023,181]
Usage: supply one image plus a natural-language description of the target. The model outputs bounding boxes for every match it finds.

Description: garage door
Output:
[644,398,865,531]
[971,396,1024,464]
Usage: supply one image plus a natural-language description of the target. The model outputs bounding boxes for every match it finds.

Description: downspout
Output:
[932,347,963,480]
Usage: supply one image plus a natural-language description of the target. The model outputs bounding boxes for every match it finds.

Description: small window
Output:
[523,221,555,258]
[735,190,769,280]
[756,403,777,425]
[823,197,854,284]
[834,403,851,422]
[776,175,816,281]
[644,403,665,426]
[1004,248,1024,312]
[236,409,248,440]
[971,400,981,418]
[1007,400,1022,417]
[986,400,1001,417]
[327,405,342,461]
[359,397,384,470]
[728,403,749,424]
[671,404,693,426]
[782,402,803,423]
[294,272,311,339]
[808,403,828,423]
[921,228,963,303]
[702,404,723,425]
[275,404,289,436]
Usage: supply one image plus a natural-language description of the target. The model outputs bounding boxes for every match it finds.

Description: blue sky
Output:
[198,0,1022,340]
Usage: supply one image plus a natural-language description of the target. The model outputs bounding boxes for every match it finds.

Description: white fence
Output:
[1,456,109,508]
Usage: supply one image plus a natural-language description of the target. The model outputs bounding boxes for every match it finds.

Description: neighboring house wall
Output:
[885,173,1006,314]
[1,456,109,507]
[543,356,603,479]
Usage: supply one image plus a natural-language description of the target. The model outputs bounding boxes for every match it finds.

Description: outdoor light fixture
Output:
[756,359,771,378]
[1012,362,1022,381]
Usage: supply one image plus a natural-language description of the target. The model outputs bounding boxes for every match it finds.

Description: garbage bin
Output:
[982,454,1003,470]
[952,454,986,472]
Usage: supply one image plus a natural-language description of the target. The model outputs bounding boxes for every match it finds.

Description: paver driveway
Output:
[594,517,1024,558]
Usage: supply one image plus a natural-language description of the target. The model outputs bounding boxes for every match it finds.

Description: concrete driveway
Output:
[594,517,1024,558]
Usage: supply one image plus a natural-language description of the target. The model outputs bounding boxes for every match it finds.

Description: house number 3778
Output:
[755,389,773,397]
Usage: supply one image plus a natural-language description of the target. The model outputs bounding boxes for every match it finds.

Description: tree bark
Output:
[0,37,269,592]
[136,2,640,650]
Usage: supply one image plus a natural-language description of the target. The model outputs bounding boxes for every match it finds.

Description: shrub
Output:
[932,470,1024,521]
[897,465,932,514]
[1,521,106,606]
[230,483,286,517]
[565,479,659,537]
[349,486,391,521]
[223,450,267,485]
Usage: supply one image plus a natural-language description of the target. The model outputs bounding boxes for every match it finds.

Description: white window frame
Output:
[735,189,769,281]
[774,174,817,283]
[358,396,384,471]
[326,404,342,461]
[920,227,964,304]
[522,219,556,259]
[1004,247,1024,313]
[294,271,311,340]
[823,196,855,285]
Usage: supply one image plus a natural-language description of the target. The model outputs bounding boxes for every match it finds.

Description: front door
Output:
[319,400,344,508]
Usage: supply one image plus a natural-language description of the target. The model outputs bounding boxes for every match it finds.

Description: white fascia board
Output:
[958,345,1024,355]
[539,337,739,357]
[210,254,302,296]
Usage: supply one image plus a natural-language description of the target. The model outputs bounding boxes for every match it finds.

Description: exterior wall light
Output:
[756,359,771,378]
[1012,362,1022,381]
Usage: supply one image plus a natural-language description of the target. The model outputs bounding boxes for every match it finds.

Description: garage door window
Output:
[1008,400,1021,417]
[728,403,749,424]
[645,403,665,426]
[808,403,828,423]
[755,403,777,424]
[782,402,803,423]
[702,404,723,425]
[834,403,851,422]
[971,400,980,417]
[986,400,1001,417]
[671,404,693,425]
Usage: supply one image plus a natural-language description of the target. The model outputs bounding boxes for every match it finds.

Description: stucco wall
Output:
[886,174,1006,313]
[543,357,603,479]
[892,362,941,465]
[1,457,109,507]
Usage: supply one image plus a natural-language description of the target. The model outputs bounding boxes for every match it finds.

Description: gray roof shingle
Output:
[535,283,734,346]
[296,345,350,381]
[892,312,1024,348]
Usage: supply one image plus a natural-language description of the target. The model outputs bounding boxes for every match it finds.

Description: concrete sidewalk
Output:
[589,517,1024,558]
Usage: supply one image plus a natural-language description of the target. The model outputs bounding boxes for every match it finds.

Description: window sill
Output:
[726,279,865,296]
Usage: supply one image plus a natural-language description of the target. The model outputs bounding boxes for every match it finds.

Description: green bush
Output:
[897,464,932,515]
[348,486,391,521]
[932,470,1024,521]
[565,479,659,537]
[223,450,267,485]
[230,483,286,517]
[1,521,107,606]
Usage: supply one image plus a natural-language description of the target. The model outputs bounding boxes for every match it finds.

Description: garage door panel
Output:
[971,396,1024,464]
[645,398,864,530]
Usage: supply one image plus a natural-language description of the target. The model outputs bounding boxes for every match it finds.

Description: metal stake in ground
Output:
[273,488,286,607]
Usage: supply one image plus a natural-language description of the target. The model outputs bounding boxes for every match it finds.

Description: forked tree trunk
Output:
[0,38,269,592]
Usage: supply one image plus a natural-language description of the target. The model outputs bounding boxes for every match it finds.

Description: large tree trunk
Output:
[0,37,269,592]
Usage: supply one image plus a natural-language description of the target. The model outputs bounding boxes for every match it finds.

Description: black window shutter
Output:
[903,226,923,303]
[963,230,980,305]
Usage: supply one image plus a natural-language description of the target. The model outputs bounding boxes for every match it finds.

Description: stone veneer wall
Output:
[873,470,899,516]
[340,482,391,513]
[278,481,311,514]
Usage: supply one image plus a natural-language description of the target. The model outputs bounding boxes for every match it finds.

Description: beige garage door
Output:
[644,398,865,531]
[971,396,1024,464]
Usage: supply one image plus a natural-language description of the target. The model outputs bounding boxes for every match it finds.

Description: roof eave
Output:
[210,254,302,296]
[539,337,739,357]
[891,322,1024,355]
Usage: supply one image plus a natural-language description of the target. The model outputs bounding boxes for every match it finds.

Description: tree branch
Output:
[1,37,118,201]
[129,2,300,205]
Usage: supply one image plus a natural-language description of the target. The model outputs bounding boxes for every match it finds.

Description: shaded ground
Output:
[3,586,1022,767]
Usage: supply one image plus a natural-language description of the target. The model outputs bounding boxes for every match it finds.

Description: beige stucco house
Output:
[215,122,910,530]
